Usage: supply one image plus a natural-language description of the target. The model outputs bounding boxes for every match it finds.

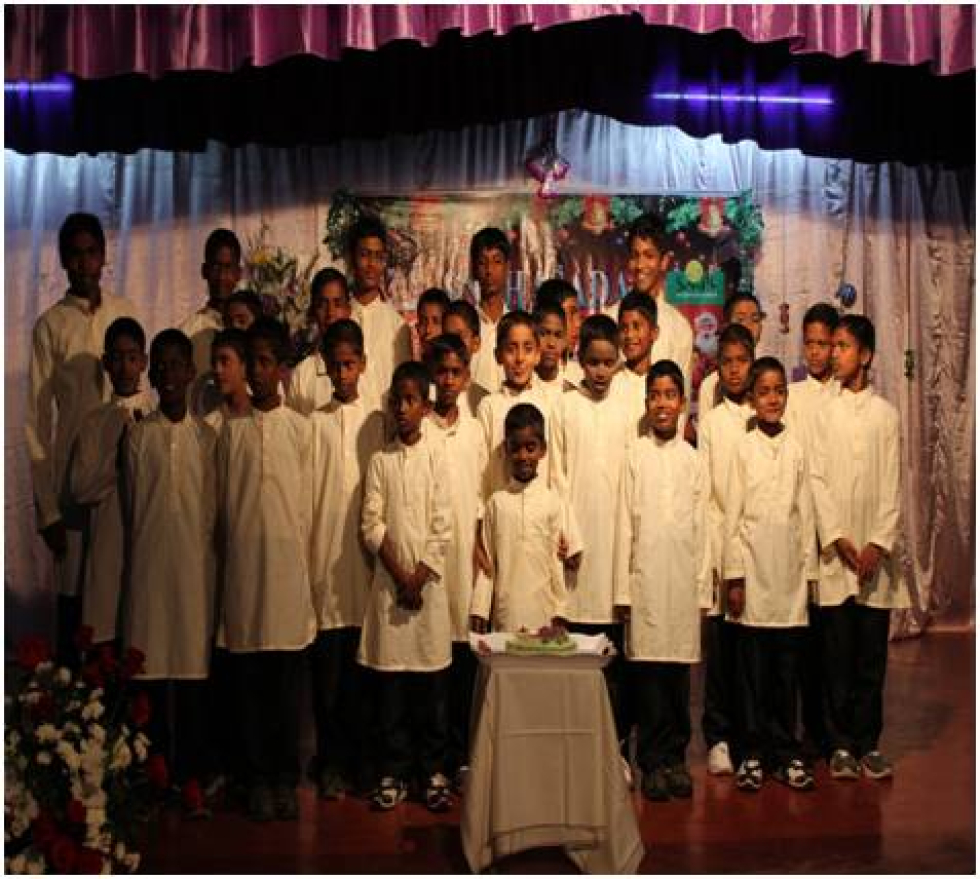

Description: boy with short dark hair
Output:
[443,299,488,416]
[69,318,153,647]
[532,302,570,404]
[123,328,218,816]
[223,289,263,331]
[216,317,316,822]
[206,328,251,431]
[535,278,584,385]
[698,291,766,413]
[469,227,511,393]
[358,361,453,812]
[415,288,452,361]
[615,291,660,419]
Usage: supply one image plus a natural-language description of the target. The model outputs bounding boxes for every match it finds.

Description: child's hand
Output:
[835,537,860,572]
[563,551,583,573]
[470,615,489,634]
[557,533,569,561]
[614,604,630,623]
[725,579,745,619]
[857,544,884,583]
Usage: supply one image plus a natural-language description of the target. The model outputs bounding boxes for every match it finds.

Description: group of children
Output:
[27,210,908,825]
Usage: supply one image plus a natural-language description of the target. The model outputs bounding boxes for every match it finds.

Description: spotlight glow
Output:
[652,91,833,107]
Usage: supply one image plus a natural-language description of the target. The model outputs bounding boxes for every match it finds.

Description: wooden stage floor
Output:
[142,632,975,874]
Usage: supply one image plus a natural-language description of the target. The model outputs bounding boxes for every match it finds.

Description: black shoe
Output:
[664,764,693,798]
[641,768,670,802]
[316,768,347,800]
[273,784,299,820]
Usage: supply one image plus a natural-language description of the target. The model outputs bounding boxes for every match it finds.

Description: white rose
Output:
[35,723,58,743]
[87,723,107,744]
[55,667,72,685]
[109,741,132,771]
[81,701,105,722]
[55,740,81,770]
[35,751,52,765]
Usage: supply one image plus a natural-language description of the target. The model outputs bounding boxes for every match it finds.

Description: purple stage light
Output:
[652,91,832,107]
[4,79,74,95]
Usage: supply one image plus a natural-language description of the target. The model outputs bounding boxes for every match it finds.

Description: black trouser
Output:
[632,661,691,772]
[377,669,449,785]
[230,650,304,788]
[447,641,477,774]
[309,627,373,782]
[568,622,629,745]
[702,615,741,756]
[799,603,828,756]
[818,599,891,758]
[207,647,238,780]
[56,594,83,669]
[140,679,210,784]
[736,626,805,769]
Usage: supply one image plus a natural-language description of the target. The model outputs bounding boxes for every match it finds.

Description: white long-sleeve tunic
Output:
[178,305,225,418]
[808,387,910,610]
[69,391,154,644]
[216,404,316,652]
[472,477,582,633]
[123,411,217,678]
[426,410,488,642]
[470,303,507,394]
[605,293,693,386]
[784,374,840,437]
[310,398,386,631]
[698,396,753,615]
[25,292,139,595]
[358,434,453,671]
[551,384,638,624]
[722,428,818,628]
[351,296,413,410]
[285,352,333,416]
[613,432,712,662]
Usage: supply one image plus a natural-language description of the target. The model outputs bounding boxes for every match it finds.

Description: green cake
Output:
[505,628,577,655]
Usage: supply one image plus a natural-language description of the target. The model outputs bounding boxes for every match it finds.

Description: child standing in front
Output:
[308,319,386,800]
[122,329,217,815]
[216,317,316,822]
[471,403,582,634]
[723,356,818,793]
[358,361,453,812]
[70,318,153,648]
[424,334,488,789]
[698,323,755,777]
[614,360,711,802]
[809,315,909,781]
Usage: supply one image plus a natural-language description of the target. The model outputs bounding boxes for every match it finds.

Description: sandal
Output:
[424,772,453,813]
[735,758,764,792]
[370,776,407,811]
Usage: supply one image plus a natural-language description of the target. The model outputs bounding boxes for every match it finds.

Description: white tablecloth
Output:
[460,651,644,873]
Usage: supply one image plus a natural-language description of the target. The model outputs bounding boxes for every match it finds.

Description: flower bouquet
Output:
[5,629,167,874]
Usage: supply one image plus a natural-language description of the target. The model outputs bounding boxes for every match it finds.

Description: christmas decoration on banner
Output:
[835,282,858,308]
[524,117,570,199]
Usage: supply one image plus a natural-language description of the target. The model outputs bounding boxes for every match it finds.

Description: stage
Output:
[142,631,974,874]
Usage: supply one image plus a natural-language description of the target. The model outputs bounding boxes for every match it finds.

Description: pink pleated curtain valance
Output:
[5,4,975,82]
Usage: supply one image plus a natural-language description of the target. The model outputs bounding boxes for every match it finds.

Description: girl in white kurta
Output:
[613,361,711,801]
[216,318,316,821]
[123,330,217,791]
[307,319,387,797]
[807,315,909,782]
[696,324,755,777]
[358,362,453,811]
[723,357,818,793]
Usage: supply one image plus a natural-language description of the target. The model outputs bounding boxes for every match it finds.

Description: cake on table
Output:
[505,624,577,655]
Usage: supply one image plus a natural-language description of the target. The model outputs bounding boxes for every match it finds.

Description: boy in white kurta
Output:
[613,361,711,802]
[69,318,153,647]
[613,291,660,423]
[808,315,910,782]
[358,362,453,812]
[534,278,584,384]
[307,319,386,799]
[123,330,217,805]
[532,303,572,406]
[444,300,490,417]
[285,268,353,416]
[216,318,316,822]
[469,228,511,394]
[723,357,818,794]
[471,403,583,634]
[697,292,767,416]
[25,213,139,665]
[424,334,489,786]
[697,323,755,776]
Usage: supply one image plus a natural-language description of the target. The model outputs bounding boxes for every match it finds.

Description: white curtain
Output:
[5,112,973,640]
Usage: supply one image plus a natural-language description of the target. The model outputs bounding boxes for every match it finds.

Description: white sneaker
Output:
[707,741,735,775]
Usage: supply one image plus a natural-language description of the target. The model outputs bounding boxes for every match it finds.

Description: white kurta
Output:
[69,390,155,644]
[698,396,753,616]
[427,409,488,642]
[472,477,582,633]
[123,411,217,679]
[611,367,649,429]
[698,369,721,414]
[310,398,386,631]
[351,296,412,410]
[722,428,818,628]
[808,387,910,610]
[551,384,638,624]
[613,432,712,662]
[470,303,507,394]
[476,380,556,500]
[25,291,139,595]
[784,374,840,437]
[358,434,453,671]
[604,293,693,385]
[179,305,224,418]
[458,381,490,420]
[285,352,333,416]
[216,404,317,652]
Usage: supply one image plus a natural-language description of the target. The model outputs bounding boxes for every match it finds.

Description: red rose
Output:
[50,835,79,874]
[66,798,86,824]
[15,635,51,671]
[81,662,104,689]
[181,779,204,811]
[76,846,104,875]
[73,625,94,654]
[121,647,146,679]
[129,690,151,728]
[31,812,58,850]
[97,643,118,674]
[146,754,169,789]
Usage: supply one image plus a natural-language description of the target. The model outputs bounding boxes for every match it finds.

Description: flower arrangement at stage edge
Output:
[4,628,167,874]
[244,221,319,339]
